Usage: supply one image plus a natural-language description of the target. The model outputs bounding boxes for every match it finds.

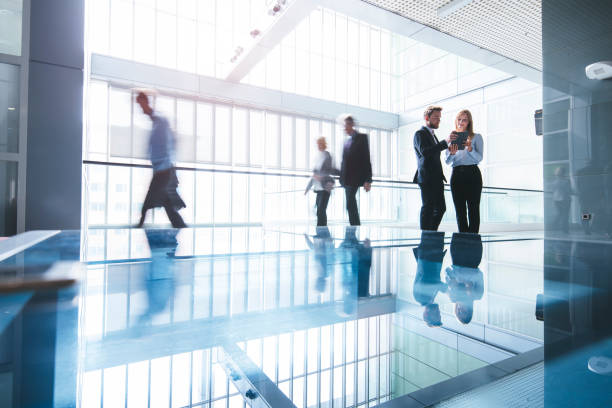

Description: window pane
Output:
[265,113,279,167]
[214,173,231,223]
[0,161,18,235]
[110,0,133,59]
[310,8,322,55]
[87,81,108,156]
[89,0,109,54]
[215,106,231,163]
[156,11,177,68]
[232,108,248,165]
[197,23,215,77]
[196,103,213,162]
[176,99,195,162]
[281,45,295,93]
[249,111,263,166]
[281,116,293,169]
[0,63,20,153]
[134,4,155,64]
[109,88,132,158]
[232,174,248,223]
[295,118,308,170]
[309,120,320,168]
[177,18,197,73]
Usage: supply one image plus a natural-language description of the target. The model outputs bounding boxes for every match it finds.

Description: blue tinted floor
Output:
[0,225,609,407]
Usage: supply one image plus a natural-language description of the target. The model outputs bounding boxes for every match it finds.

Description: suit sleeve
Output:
[363,135,373,183]
[414,130,448,158]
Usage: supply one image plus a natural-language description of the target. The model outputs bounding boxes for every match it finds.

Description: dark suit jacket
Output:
[413,126,448,184]
[340,132,373,187]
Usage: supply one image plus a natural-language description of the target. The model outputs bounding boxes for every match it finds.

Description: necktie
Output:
[431,130,439,144]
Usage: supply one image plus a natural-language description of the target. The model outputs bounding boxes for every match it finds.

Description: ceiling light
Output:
[8,107,16,111]
[437,0,474,18]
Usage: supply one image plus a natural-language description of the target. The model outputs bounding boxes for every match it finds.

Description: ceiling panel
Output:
[362,0,542,70]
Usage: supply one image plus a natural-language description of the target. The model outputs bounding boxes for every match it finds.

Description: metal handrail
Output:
[83,160,544,193]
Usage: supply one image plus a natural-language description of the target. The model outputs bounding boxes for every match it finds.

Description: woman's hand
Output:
[448,143,458,155]
[465,138,472,152]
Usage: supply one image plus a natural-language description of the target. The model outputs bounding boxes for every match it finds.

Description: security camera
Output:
[585,61,612,80]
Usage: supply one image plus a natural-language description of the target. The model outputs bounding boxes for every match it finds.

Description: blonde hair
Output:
[424,105,443,119]
[455,109,474,139]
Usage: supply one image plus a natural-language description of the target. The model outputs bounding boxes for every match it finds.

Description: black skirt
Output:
[142,167,186,211]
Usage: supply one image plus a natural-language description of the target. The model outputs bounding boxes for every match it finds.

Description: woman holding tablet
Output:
[445,110,484,233]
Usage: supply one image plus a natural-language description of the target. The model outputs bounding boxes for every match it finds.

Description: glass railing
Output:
[83,160,543,228]
[264,178,543,227]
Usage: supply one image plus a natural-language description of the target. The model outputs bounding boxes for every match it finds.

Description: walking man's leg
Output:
[345,186,360,226]
[164,203,187,228]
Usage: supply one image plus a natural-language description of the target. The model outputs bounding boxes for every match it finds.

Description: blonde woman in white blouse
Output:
[445,110,484,233]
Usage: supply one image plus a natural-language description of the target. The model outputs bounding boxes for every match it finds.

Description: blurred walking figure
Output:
[135,91,187,228]
[339,115,372,226]
[305,137,339,226]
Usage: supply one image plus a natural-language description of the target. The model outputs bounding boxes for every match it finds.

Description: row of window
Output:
[88,82,395,174]
[88,1,398,111]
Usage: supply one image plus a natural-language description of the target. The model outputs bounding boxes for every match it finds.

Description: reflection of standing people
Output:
[414,106,456,231]
[138,229,180,324]
[412,231,447,327]
[136,91,187,228]
[340,116,372,226]
[304,227,335,292]
[446,233,483,324]
[551,166,571,233]
[338,227,372,315]
[305,137,340,226]
[445,110,484,233]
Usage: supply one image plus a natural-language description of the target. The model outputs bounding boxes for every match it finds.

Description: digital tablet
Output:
[452,132,468,150]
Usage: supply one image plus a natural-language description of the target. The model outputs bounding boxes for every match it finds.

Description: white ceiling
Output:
[361,0,542,70]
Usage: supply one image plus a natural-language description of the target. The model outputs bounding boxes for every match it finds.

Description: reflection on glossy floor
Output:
[1,226,550,407]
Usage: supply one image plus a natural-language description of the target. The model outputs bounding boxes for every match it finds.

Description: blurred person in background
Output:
[339,115,372,226]
[135,90,187,228]
[305,137,340,226]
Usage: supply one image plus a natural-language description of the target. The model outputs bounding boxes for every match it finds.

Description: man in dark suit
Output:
[340,115,372,226]
[413,106,456,231]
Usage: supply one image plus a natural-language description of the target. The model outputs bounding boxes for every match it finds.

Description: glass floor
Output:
[0,225,547,407]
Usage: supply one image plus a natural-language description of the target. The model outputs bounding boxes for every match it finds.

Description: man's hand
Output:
[465,138,473,152]
[446,131,458,145]
[448,143,458,155]
[364,182,371,192]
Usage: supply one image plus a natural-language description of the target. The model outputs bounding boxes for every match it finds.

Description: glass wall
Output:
[87,2,393,111]
[84,81,395,227]
[88,0,271,77]
[0,63,19,235]
[243,7,393,112]
[398,77,543,191]
[0,0,22,56]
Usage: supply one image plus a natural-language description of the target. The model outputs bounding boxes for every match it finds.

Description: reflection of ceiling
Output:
[361,0,542,70]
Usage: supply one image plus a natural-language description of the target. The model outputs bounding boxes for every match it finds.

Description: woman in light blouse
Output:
[445,110,483,233]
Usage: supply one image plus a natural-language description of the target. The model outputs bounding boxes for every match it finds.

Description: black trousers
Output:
[450,165,482,233]
[344,186,361,226]
[139,168,187,228]
[418,180,446,231]
[315,190,331,226]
